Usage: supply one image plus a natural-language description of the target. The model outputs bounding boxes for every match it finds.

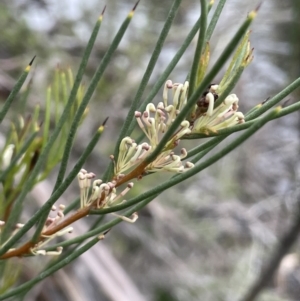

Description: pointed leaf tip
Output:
[101,5,106,15]
[255,2,263,12]
[248,3,261,20]
[282,99,291,108]
[98,117,109,132]
[29,55,36,66]
[262,97,270,105]
[103,228,111,235]
[102,117,109,126]
[132,0,140,11]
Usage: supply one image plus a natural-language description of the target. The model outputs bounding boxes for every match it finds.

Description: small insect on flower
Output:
[190,84,219,125]
[197,84,219,114]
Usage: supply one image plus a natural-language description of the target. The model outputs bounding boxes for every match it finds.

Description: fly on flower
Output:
[197,84,219,115]
[189,84,219,125]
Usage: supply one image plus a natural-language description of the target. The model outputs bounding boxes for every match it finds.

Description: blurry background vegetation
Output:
[1,0,300,300]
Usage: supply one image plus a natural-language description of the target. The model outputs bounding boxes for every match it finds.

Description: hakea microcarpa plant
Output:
[2,1,300,300]
[0,75,245,260]
[0,16,281,262]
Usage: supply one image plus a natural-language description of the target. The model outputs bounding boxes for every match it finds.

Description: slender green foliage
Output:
[0,237,101,300]
[104,0,183,181]
[125,15,202,138]
[0,57,35,124]
[206,0,227,41]
[246,76,300,120]
[51,11,105,192]
[188,0,208,97]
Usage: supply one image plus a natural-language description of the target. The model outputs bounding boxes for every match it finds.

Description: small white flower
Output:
[77,170,134,209]
[115,137,150,176]
[135,80,190,149]
[146,148,194,173]
[2,144,15,169]
[192,94,244,134]
[77,169,96,209]
[114,80,195,176]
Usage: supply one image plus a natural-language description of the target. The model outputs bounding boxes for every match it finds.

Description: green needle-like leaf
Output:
[103,0,182,182]
[124,15,203,139]
[0,236,101,300]
[189,137,226,164]
[42,87,51,150]
[188,0,208,97]
[246,76,300,120]
[32,119,108,243]
[44,216,106,266]
[53,3,137,191]
[51,8,107,193]
[0,56,35,124]
[206,0,227,41]
[185,135,227,160]
[211,64,244,109]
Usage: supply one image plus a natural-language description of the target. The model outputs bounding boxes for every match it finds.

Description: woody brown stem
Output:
[1,160,148,259]
[43,207,90,236]
[0,207,91,259]
[115,161,148,187]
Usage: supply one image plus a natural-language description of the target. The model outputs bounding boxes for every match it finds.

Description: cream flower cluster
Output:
[115,80,195,177]
[77,169,134,209]
[0,208,69,256]
[135,80,191,149]
[114,80,245,177]
[192,84,245,134]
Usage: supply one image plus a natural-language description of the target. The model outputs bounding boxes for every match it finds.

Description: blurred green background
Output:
[1,0,300,300]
